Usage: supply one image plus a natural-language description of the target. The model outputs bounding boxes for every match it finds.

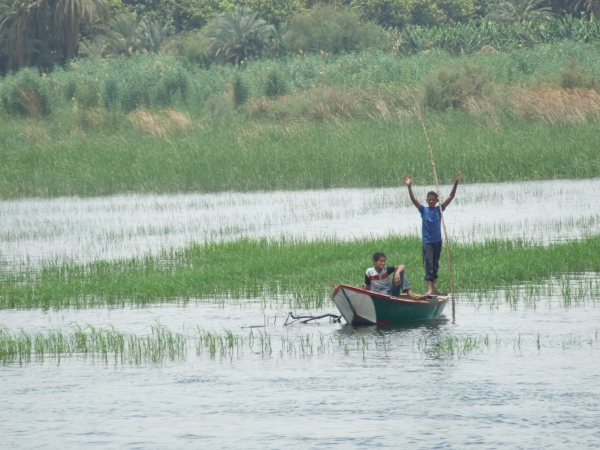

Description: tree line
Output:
[1,0,599,73]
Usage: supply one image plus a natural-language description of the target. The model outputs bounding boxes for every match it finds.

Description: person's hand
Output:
[403,175,412,186]
[361,283,367,290]
[455,171,462,183]
[394,273,400,285]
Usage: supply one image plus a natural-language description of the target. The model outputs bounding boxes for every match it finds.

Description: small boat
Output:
[332,284,448,326]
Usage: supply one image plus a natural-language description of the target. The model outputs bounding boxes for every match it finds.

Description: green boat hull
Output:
[332,284,448,326]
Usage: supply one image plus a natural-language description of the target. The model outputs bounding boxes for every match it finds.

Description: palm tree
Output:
[0,0,45,70]
[568,0,600,19]
[486,0,553,23]
[102,14,144,55]
[204,7,274,65]
[140,16,173,53]
[78,35,109,58]
[0,0,107,70]
[54,0,108,61]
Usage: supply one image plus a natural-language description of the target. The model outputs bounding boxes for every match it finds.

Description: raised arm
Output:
[442,171,462,208]
[403,175,421,209]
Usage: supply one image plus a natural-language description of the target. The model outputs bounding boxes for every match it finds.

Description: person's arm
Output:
[442,171,462,208]
[392,265,405,285]
[361,274,371,291]
[403,175,421,209]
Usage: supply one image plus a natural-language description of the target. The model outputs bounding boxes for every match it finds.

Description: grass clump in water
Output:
[1,236,600,310]
[0,324,186,365]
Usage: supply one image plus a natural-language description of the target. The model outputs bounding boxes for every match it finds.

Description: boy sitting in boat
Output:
[404,172,462,295]
[361,252,415,298]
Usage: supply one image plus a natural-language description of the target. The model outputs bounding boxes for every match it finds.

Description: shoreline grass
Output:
[1,41,600,199]
[1,235,599,310]
[1,112,599,199]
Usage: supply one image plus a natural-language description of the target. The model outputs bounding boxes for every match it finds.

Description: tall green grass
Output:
[2,41,600,116]
[2,236,599,310]
[0,323,186,365]
[1,41,599,198]
[1,112,599,198]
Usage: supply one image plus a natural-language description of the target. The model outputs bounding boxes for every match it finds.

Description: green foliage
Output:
[177,31,212,68]
[204,6,275,64]
[423,62,490,110]
[2,235,600,308]
[140,16,174,52]
[240,0,305,26]
[348,0,479,29]
[233,72,250,107]
[78,37,111,59]
[0,68,50,116]
[0,0,108,71]
[122,0,235,32]
[486,0,553,23]
[45,54,205,113]
[558,56,597,88]
[122,83,152,112]
[385,14,600,55]
[105,0,126,15]
[101,14,145,55]
[264,68,289,96]
[2,105,600,198]
[104,78,120,109]
[284,5,385,54]
[75,80,103,109]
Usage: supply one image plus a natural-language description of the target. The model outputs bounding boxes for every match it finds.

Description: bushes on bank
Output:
[423,62,490,110]
[347,0,480,29]
[2,41,600,119]
[0,68,51,117]
[264,68,289,97]
[233,73,250,107]
[558,57,597,89]
[284,5,385,54]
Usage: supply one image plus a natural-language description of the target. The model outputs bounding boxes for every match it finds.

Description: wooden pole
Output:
[412,97,456,323]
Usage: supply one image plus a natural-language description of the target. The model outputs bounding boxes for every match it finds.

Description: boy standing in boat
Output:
[361,252,414,298]
[404,172,462,295]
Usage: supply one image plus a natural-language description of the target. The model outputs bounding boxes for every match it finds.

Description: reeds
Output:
[1,41,600,198]
[1,109,600,198]
[128,108,190,137]
[1,236,599,310]
[511,87,600,124]
[0,324,186,365]
[418,326,600,358]
[3,322,597,365]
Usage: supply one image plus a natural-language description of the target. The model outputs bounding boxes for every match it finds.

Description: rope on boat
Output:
[412,95,456,323]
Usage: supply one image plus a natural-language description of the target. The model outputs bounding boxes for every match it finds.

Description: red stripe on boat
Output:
[376,320,394,326]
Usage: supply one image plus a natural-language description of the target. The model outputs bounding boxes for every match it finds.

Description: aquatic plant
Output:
[0,324,186,365]
[1,236,599,310]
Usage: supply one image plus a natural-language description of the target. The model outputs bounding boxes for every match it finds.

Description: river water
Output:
[1,178,599,267]
[1,283,599,448]
[1,179,599,448]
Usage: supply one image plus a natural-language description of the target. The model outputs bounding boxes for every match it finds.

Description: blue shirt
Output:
[418,204,445,243]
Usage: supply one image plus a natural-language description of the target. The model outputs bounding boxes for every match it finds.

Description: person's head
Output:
[372,252,386,270]
[426,191,438,208]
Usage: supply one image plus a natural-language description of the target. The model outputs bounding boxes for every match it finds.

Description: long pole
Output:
[412,97,456,323]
